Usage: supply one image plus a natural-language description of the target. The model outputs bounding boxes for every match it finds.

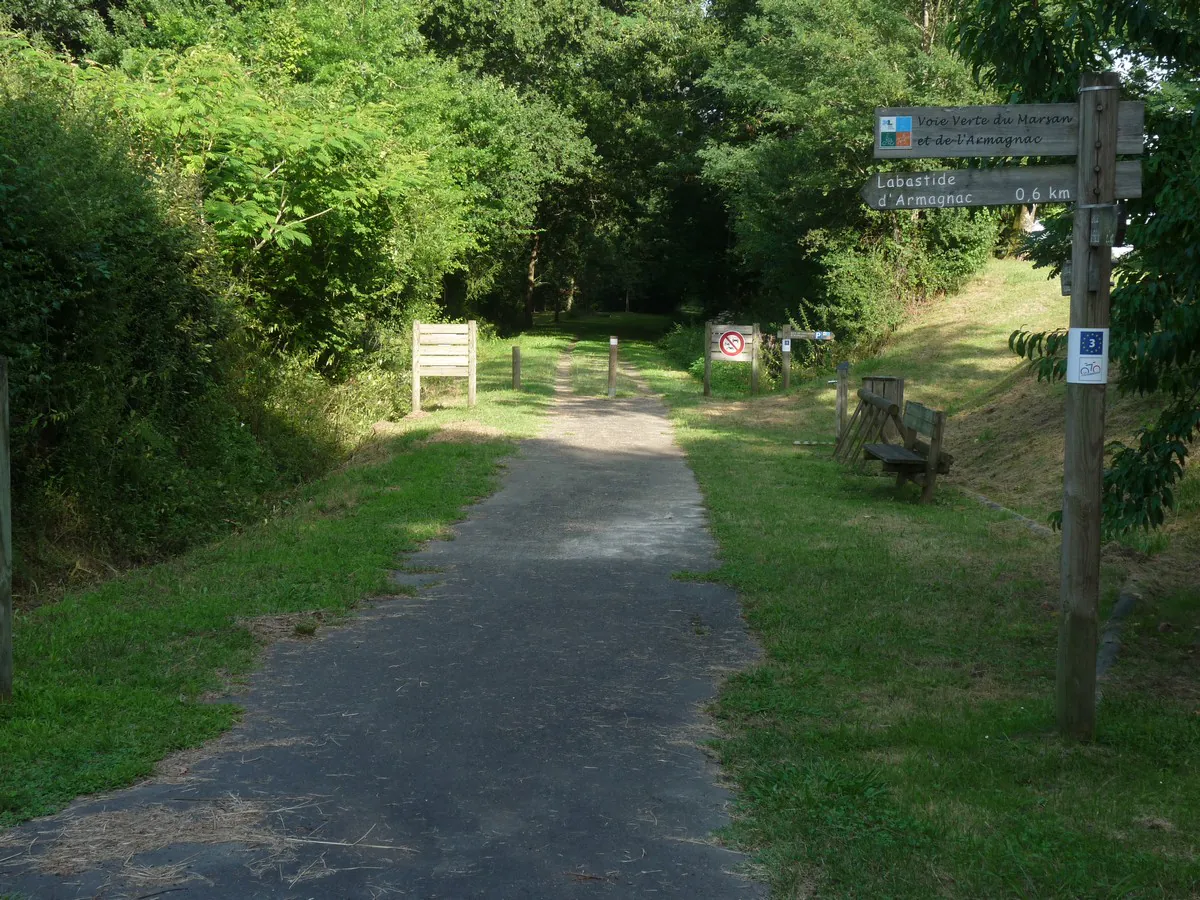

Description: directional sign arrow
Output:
[859,161,1143,211]
[874,102,1144,159]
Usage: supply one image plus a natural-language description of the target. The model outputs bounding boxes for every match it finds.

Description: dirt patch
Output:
[418,422,505,445]
[151,736,312,784]
[239,610,335,644]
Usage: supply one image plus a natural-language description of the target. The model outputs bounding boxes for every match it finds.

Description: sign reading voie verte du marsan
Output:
[875,102,1144,159]
[860,161,1143,210]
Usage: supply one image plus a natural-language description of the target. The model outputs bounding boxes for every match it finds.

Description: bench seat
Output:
[863,443,925,467]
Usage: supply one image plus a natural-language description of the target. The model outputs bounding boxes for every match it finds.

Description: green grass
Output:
[606,293,1200,897]
[0,332,568,826]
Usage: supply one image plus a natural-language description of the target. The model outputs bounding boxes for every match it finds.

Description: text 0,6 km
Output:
[719,331,746,357]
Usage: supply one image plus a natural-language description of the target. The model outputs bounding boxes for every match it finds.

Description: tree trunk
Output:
[525,233,540,329]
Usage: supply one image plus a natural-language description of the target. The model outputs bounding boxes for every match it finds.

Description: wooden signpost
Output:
[867,75,1144,741]
[411,321,477,413]
[777,326,834,390]
[704,322,760,397]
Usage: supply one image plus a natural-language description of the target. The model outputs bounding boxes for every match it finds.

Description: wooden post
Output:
[836,361,850,439]
[750,324,760,396]
[608,336,618,399]
[703,322,713,397]
[467,320,477,408]
[411,320,422,413]
[0,359,11,702]
[512,346,521,391]
[1058,72,1120,741]
[781,325,792,391]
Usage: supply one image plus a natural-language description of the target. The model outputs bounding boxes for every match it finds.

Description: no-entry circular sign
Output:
[719,330,746,358]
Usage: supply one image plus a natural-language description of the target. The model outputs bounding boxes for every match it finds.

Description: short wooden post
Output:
[512,346,521,391]
[1058,72,1120,742]
[467,320,477,408]
[411,320,422,413]
[0,359,11,702]
[750,324,760,396]
[608,336,618,399]
[703,322,713,397]
[781,325,792,391]
[836,361,850,438]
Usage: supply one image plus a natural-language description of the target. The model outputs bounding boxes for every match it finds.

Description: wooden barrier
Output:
[862,375,904,441]
[411,321,477,412]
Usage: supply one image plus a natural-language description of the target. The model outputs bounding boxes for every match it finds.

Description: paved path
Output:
[2,352,762,899]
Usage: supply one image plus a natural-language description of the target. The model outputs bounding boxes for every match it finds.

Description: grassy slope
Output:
[0,333,567,826]
[572,265,1199,898]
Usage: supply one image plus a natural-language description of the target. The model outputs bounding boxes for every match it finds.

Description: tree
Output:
[954,1,1200,533]
[699,0,998,342]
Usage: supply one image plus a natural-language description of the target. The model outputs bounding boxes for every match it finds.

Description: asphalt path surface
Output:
[2,351,763,899]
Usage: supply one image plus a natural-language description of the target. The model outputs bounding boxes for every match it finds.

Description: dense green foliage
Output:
[700,0,999,346]
[956,0,1200,533]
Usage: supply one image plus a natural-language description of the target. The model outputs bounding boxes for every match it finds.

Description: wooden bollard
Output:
[0,358,11,702]
[750,324,760,396]
[608,336,617,398]
[512,346,521,391]
[703,322,713,397]
[836,361,850,439]
[780,325,792,391]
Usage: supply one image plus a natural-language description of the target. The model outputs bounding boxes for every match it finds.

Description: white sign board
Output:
[781,338,792,352]
[610,337,618,346]
[1066,327,1109,384]
[708,325,755,362]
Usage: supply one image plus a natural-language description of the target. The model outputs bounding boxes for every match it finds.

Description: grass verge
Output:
[0,333,567,826]
[606,277,1199,896]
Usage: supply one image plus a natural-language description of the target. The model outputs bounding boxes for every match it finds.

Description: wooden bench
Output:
[863,400,950,502]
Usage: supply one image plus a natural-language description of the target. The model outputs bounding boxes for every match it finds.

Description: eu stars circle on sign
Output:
[719,331,746,357]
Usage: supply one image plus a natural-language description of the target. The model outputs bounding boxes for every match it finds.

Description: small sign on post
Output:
[776,328,835,392]
[411,320,478,413]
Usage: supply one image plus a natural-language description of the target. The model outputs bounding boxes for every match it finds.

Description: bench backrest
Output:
[902,401,940,438]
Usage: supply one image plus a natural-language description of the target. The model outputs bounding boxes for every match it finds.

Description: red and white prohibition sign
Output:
[719,330,746,358]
